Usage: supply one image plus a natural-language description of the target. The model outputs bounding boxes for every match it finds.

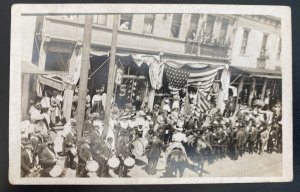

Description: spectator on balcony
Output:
[120,21,129,30]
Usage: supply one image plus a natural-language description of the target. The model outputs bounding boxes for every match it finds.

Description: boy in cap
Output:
[21,138,35,177]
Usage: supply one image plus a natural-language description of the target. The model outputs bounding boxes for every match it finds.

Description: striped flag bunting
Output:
[164,62,223,114]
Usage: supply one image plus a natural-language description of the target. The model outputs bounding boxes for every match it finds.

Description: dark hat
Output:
[22,138,31,146]
[47,139,54,145]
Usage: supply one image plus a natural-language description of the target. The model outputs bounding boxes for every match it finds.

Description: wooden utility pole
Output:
[75,15,93,142]
[103,14,119,138]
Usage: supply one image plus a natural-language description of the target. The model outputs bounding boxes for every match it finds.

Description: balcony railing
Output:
[185,40,229,58]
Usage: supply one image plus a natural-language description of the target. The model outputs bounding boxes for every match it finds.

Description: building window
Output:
[260,33,269,57]
[202,15,216,43]
[45,52,71,72]
[93,15,107,25]
[240,29,250,55]
[277,38,281,60]
[186,14,200,41]
[219,18,229,46]
[170,14,183,38]
[120,14,133,30]
[143,14,155,34]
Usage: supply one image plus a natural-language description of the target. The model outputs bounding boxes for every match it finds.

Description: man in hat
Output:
[146,133,164,175]
[115,129,131,177]
[83,114,94,138]
[64,126,77,169]
[257,122,269,154]
[39,139,57,177]
[267,124,278,153]
[77,139,93,177]
[21,138,35,177]
[235,122,246,158]
[161,98,171,119]
[248,125,258,154]
[154,115,165,132]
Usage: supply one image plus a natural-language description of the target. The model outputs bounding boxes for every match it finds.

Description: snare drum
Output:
[107,157,120,169]
[124,157,135,169]
[49,165,63,177]
[86,160,99,172]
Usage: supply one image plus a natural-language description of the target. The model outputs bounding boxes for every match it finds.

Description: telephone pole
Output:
[103,14,119,138]
[75,15,93,142]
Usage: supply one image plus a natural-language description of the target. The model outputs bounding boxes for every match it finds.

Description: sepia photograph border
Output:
[9,4,293,185]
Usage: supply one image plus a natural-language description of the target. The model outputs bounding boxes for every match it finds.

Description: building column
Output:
[148,88,155,111]
[235,75,245,111]
[261,78,268,100]
[248,78,257,107]
[63,89,74,121]
[217,68,231,113]
[38,38,48,70]
[21,74,31,120]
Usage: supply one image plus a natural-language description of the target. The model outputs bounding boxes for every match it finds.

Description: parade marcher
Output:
[235,123,246,158]
[146,133,164,175]
[64,127,77,169]
[77,139,93,177]
[39,139,57,177]
[115,129,131,177]
[21,138,36,177]
[50,91,61,125]
[248,125,258,154]
[257,122,269,155]
[267,125,278,153]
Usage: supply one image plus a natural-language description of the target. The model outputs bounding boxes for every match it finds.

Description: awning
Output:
[231,66,281,79]
[21,61,46,74]
[38,75,74,91]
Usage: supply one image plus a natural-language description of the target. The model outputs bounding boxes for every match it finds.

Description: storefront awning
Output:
[38,75,74,91]
[231,66,281,79]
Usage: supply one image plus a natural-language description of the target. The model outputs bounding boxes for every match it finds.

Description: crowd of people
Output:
[21,86,282,178]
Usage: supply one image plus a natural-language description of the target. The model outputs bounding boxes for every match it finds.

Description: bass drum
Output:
[131,138,148,157]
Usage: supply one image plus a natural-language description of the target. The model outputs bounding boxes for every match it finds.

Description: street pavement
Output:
[50,131,282,178]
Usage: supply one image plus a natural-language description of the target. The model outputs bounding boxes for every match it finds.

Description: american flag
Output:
[164,62,222,113]
[165,64,190,91]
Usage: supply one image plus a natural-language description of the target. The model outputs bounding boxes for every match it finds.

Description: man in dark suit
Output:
[39,139,57,177]
[21,138,35,177]
[64,127,77,169]
[147,133,164,175]
[76,139,93,177]
[115,130,131,177]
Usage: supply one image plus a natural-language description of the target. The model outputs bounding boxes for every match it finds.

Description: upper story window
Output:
[93,15,107,25]
[202,15,216,43]
[170,14,183,38]
[143,14,155,34]
[260,33,269,57]
[240,29,250,55]
[45,42,73,72]
[219,18,230,45]
[120,14,133,30]
[277,38,282,60]
[186,14,200,41]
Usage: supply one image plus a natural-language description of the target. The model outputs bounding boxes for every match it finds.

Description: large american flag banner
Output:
[164,61,223,113]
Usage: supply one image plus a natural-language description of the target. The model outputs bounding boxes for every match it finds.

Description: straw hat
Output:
[137,110,146,116]
[163,98,170,104]
[156,115,164,124]
[174,126,183,132]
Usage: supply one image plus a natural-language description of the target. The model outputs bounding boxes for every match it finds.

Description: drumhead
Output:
[86,160,99,172]
[108,157,120,169]
[124,157,135,167]
[49,165,63,177]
